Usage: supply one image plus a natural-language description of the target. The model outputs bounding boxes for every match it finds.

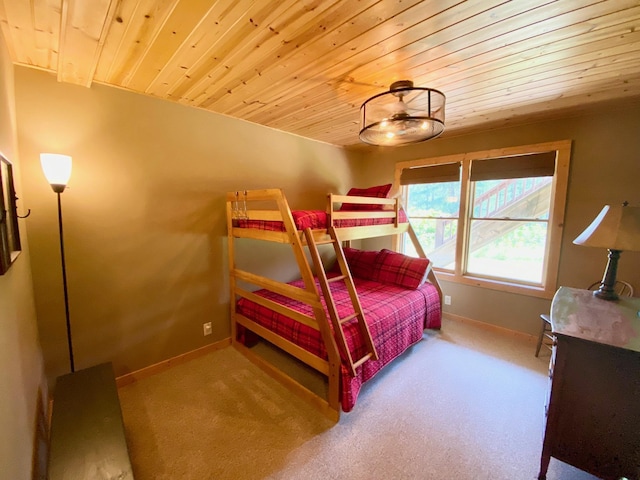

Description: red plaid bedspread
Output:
[236,276,441,412]
[234,209,408,231]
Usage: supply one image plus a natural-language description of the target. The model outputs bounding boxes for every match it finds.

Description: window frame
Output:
[394,140,571,299]
[0,154,22,275]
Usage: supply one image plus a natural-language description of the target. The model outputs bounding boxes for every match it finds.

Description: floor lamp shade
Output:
[41,153,72,193]
[573,203,640,300]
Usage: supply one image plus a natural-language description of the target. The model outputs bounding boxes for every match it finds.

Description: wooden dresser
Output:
[538,287,640,480]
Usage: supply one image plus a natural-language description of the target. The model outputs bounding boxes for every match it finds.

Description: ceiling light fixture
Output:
[359,80,445,146]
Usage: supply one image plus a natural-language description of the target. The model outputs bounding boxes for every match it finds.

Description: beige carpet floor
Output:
[117,318,600,480]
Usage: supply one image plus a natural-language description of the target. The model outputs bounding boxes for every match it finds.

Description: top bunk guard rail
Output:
[228,190,409,243]
[327,194,406,241]
[227,189,331,244]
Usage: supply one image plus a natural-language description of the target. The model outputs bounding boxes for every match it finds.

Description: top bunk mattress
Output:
[233,209,408,232]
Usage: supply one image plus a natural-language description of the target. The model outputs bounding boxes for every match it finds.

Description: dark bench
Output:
[48,362,134,479]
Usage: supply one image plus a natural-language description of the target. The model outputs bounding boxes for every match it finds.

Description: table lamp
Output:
[573,201,640,301]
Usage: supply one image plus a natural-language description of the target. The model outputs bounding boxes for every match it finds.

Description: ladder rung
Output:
[327,275,346,283]
[313,239,337,245]
[339,312,360,325]
[352,353,374,369]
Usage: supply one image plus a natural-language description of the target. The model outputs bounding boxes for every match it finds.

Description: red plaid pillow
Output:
[339,183,392,211]
[291,210,327,230]
[331,247,380,279]
[372,249,430,289]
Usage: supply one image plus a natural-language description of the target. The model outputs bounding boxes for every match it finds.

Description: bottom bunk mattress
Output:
[236,276,441,412]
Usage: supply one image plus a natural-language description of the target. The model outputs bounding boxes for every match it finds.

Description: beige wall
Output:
[15,66,358,382]
[11,63,640,376]
[352,103,640,335]
[0,39,47,480]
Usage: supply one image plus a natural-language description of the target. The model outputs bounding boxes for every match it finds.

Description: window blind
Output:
[470,151,556,181]
[400,162,460,185]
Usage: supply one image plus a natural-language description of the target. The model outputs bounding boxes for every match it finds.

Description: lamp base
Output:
[593,249,621,302]
[592,287,619,301]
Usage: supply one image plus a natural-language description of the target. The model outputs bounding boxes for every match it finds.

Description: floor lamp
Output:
[41,153,74,373]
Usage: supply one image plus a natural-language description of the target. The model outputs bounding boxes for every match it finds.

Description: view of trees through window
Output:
[404,182,460,269]
[404,176,553,284]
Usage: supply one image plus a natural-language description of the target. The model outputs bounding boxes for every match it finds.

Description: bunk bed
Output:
[226,188,443,420]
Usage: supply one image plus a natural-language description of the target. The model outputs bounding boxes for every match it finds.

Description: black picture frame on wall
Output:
[0,154,22,275]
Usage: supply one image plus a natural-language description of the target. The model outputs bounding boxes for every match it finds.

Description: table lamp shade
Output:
[573,204,640,252]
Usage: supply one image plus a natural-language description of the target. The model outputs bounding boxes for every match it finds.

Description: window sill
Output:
[434,269,556,299]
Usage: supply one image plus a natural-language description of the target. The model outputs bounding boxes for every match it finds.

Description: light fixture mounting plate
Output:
[389,80,414,91]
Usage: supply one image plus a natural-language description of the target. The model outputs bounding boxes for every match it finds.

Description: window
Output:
[395,141,571,298]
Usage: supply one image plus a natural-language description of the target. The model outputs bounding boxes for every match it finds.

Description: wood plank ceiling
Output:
[1,0,639,147]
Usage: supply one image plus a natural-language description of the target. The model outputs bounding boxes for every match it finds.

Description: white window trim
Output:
[393,140,572,299]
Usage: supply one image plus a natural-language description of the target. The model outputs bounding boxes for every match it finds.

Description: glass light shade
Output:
[573,204,640,251]
[359,81,445,146]
[41,153,72,192]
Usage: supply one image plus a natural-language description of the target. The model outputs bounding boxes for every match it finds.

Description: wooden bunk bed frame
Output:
[225,188,443,421]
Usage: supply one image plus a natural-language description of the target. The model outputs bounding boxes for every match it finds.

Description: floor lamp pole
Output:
[57,191,74,373]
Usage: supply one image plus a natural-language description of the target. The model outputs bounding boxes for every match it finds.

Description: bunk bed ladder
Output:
[304,227,379,377]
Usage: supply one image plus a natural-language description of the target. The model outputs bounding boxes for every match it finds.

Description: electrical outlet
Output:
[203,322,212,336]
[444,295,452,305]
